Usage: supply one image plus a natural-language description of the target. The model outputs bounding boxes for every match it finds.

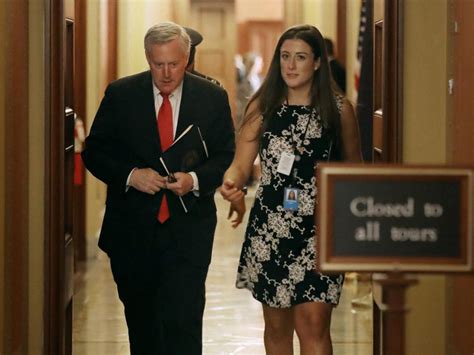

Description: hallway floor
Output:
[73,191,373,354]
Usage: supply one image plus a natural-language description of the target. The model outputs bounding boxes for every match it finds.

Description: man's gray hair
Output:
[144,21,191,55]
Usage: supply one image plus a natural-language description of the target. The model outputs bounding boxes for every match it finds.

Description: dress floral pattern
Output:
[236,99,345,308]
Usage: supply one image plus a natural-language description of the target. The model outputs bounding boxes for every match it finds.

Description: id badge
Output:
[283,187,299,211]
[277,151,295,176]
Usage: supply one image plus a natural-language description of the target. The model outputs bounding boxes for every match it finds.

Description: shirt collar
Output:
[153,79,184,99]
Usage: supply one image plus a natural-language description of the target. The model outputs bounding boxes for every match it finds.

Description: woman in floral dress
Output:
[220,25,362,354]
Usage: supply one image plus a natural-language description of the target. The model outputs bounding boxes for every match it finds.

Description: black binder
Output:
[159,124,208,212]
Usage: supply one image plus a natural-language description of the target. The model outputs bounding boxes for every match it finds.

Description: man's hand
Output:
[166,172,194,196]
[129,168,167,195]
[228,197,246,228]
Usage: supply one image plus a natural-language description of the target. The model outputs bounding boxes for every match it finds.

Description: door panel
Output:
[191,0,236,118]
[237,21,284,77]
[371,0,402,163]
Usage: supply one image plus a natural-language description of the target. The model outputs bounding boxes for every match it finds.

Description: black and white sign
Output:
[333,180,459,257]
[316,164,473,272]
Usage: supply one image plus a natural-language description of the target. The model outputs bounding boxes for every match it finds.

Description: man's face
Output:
[146,38,188,95]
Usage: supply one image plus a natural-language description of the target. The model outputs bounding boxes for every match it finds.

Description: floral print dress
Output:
[236,101,344,308]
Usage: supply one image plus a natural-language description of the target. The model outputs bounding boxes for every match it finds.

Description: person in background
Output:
[242,51,264,94]
[235,53,245,84]
[235,51,265,183]
[220,24,362,354]
[184,26,223,87]
[324,37,346,93]
[82,21,235,354]
[236,52,264,130]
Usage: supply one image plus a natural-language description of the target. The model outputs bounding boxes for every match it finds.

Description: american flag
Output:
[355,0,369,92]
[355,0,373,161]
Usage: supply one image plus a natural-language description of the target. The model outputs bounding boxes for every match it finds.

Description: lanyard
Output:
[286,105,313,185]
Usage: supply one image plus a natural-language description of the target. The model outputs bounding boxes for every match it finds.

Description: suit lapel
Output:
[135,72,162,165]
[176,73,196,138]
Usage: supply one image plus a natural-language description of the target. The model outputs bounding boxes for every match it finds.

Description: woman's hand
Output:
[220,179,245,202]
[228,197,246,228]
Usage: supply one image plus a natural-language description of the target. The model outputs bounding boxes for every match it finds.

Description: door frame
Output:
[383,0,404,162]
[44,0,67,352]
[73,0,87,263]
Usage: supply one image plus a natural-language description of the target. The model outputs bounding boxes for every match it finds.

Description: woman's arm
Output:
[221,101,262,200]
[220,102,261,227]
[340,98,363,162]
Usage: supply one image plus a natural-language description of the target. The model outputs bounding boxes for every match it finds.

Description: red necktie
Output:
[157,93,173,223]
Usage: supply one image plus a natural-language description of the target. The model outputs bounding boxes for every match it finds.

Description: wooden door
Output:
[191,0,236,118]
[45,0,75,353]
[450,0,474,353]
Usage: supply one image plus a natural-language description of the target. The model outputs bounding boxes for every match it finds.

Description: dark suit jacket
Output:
[82,71,235,276]
[329,59,346,93]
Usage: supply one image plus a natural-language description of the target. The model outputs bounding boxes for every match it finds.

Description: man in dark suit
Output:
[324,37,346,93]
[82,21,235,354]
[184,26,222,87]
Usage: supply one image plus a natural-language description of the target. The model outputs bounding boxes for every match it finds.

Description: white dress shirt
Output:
[126,80,200,193]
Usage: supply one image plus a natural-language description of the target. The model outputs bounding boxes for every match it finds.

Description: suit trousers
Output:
[110,219,209,355]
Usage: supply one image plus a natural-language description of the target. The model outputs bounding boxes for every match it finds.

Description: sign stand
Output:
[372,272,418,355]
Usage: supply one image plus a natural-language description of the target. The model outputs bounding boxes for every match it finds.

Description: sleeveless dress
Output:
[236,100,344,308]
